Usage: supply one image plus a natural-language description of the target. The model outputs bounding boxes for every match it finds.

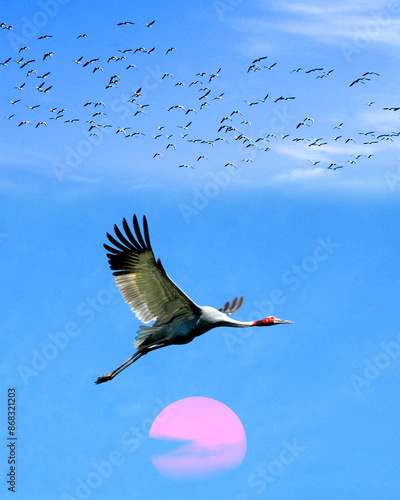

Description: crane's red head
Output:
[252,316,294,326]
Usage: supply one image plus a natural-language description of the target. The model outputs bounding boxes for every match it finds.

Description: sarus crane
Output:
[95,215,293,384]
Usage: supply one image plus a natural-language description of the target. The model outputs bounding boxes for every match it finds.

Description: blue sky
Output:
[2,1,400,499]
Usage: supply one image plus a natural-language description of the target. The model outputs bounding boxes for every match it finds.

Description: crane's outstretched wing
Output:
[104,215,201,324]
[218,296,244,315]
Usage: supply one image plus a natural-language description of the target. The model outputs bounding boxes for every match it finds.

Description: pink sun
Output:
[149,396,247,479]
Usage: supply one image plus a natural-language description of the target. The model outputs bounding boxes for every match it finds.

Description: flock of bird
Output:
[2,18,399,172]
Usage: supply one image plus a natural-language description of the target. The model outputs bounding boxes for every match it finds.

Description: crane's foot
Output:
[95,372,113,384]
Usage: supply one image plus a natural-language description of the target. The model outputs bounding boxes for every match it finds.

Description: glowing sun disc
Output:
[149,396,247,479]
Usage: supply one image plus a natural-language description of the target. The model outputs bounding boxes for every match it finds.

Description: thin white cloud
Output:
[274,167,326,182]
[235,0,400,48]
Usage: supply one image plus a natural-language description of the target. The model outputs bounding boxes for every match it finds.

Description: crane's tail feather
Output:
[219,296,244,315]
[134,325,165,349]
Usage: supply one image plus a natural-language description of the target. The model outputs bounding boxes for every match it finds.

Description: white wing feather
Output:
[104,215,200,325]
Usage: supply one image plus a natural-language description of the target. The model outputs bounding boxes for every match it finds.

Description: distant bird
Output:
[20,59,35,68]
[37,72,50,78]
[153,153,163,158]
[334,123,343,129]
[38,35,52,39]
[77,34,88,38]
[15,82,25,90]
[95,215,293,384]
[166,47,176,54]
[1,57,11,65]
[83,58,99,67]
[349,77,370,87]
[145,20,155,27]
[209,68,222,83]
[252,56,268,64]
[247,64,260,73]
[18,121,31,126]
[74,56,83,64]
[273,96,295,102]
[43,52,54,60]
[117,21,134,26]
[363,71,379,76]
[308,160,320,165]
[19,46,30,52]
[305,68,323,73]
[36,121,47,127]
[116,127,131,135]
[177,121,192,130]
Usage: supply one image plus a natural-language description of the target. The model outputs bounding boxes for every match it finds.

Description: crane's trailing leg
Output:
[95,343,167,384]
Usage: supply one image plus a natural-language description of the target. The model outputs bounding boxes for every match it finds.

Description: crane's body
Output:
[95,215,293,384]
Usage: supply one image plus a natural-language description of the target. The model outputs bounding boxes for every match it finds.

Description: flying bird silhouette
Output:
[95,216,293,383]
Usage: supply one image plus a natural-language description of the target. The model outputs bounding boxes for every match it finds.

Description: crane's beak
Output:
[274,318,294,324]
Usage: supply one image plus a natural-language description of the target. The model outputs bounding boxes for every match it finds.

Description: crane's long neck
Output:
[219,317,255,328]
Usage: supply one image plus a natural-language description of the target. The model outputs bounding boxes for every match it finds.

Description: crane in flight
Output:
[95,215,293,384]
